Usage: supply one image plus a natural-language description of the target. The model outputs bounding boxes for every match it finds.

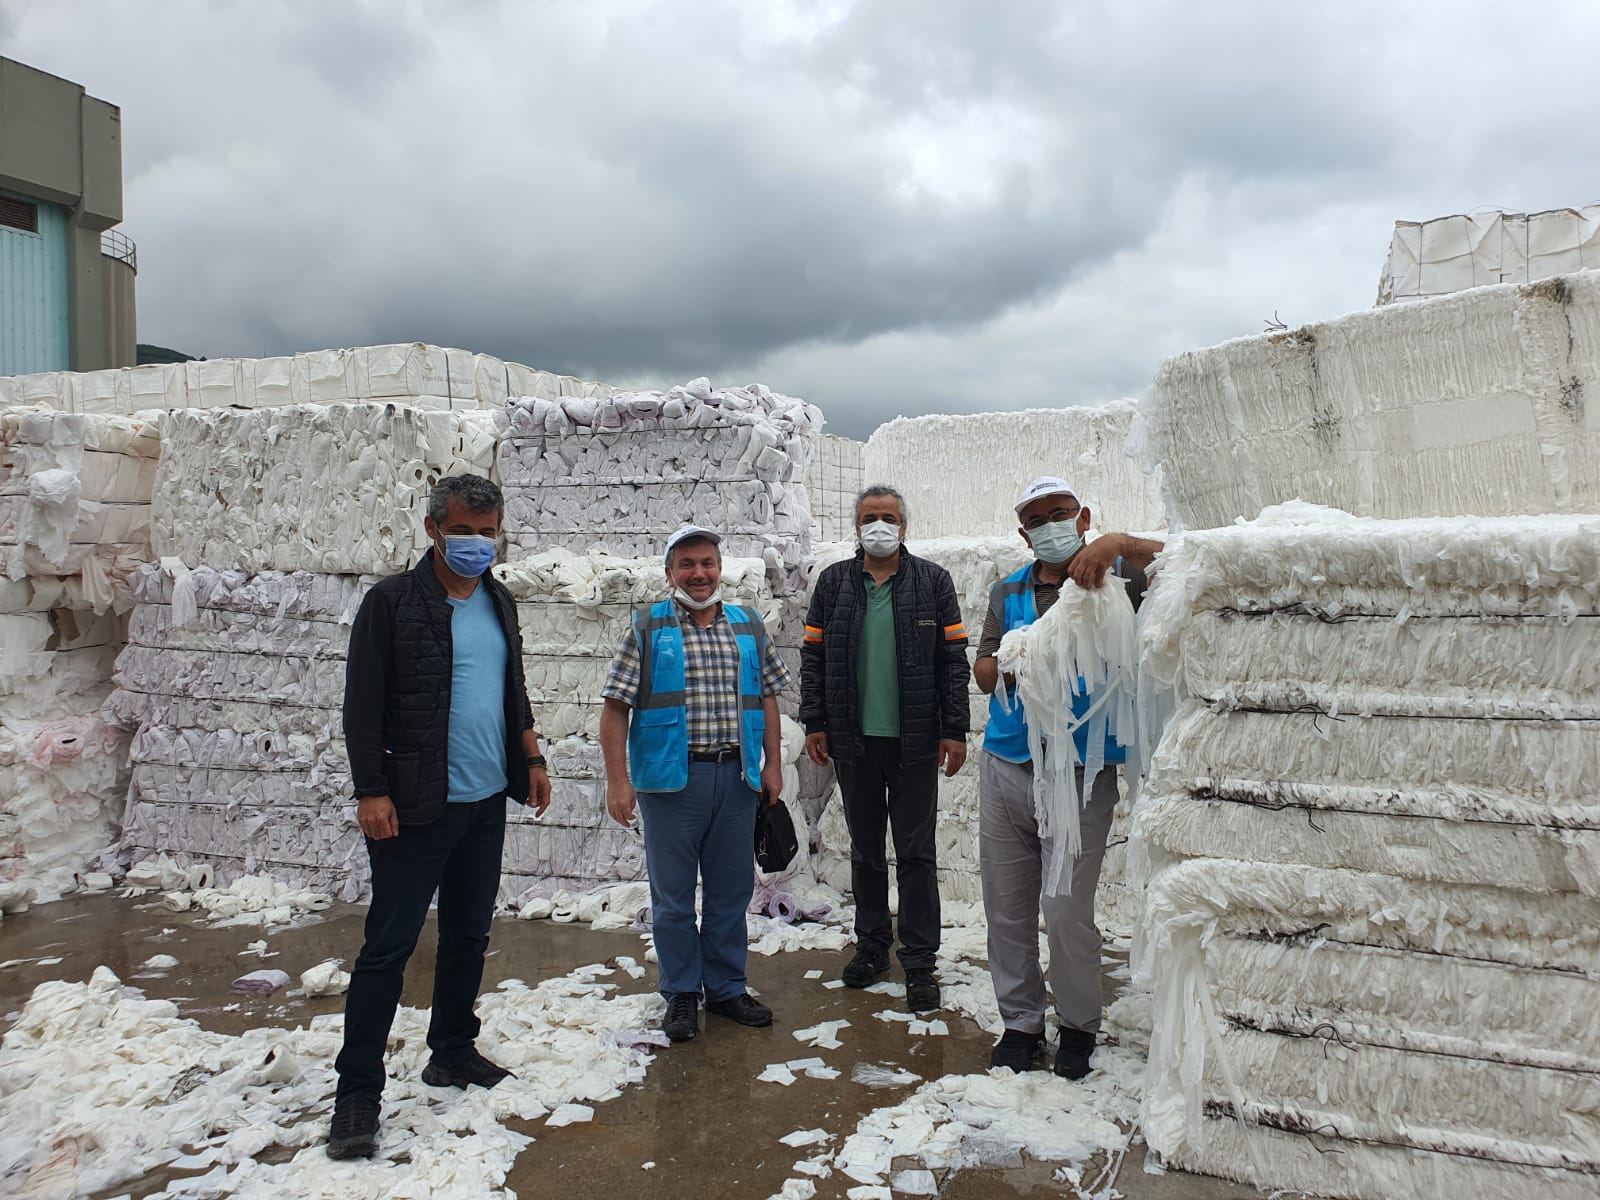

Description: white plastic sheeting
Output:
[997,575,1138,894]
[498,378,821,594]
[151,403,498,576]
[1378,206,1600,306]
[1132,272,1600,530]
[1,408,160,607]
[1134,504,1600,1199]
[862,402,1166,540]
[0,607,128,898]
[0,344,608,415]
[0,963,662,1199]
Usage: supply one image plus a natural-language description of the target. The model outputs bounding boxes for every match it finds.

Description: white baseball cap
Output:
[1013,476,1080,515]
[665,525,723,559]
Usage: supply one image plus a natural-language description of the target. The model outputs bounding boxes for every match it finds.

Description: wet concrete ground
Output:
[0,895,1278,1199]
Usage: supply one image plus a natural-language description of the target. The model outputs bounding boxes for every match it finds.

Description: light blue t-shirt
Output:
[446,585,509,803]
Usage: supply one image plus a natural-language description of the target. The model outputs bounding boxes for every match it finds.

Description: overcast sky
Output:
[8,1,1600,438]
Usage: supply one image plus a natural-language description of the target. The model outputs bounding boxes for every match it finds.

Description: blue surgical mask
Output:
[1027,522,1083,565]
[441,534,497,577]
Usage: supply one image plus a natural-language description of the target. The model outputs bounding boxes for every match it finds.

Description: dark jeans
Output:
[833,736,940,971]
[334,793,506,1104]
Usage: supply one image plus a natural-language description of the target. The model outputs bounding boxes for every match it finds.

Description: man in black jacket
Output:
[327,474,551,1161]
[801,485,970,1012]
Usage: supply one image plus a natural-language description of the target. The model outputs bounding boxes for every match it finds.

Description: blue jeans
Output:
[638,759,758,1001]
[334,793,505,1104]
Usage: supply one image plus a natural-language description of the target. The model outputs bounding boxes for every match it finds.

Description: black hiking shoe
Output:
[989,1028,1044,1073]
[420,1049,513,1090]
[905,968,941,1013]
[1054,1028,1096,1080]
[326,1097,380,1160]
[841,947,890,988]
[707,992,774,1027]
[662,991,701,1041]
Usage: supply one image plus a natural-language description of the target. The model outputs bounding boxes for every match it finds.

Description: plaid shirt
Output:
[602,601,791,750]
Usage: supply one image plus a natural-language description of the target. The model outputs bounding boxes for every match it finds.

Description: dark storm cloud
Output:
[8,1,1600,439]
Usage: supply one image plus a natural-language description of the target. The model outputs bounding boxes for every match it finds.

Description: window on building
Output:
[0,197,39,233]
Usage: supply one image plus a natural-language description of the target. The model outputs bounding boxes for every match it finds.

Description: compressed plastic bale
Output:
[0,409,161,599]
[240,356,299,408]
[1378,206,1600,306]
[351,343,478,405]
[1132,272,1600,530]
[124,364,188,411]
[184,359,247,409]
[497,380,820,594]
[150,403,496,575]
[862,401,1165,540]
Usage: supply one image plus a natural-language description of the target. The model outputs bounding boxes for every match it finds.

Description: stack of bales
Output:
[1131,273,1600,1199]
[0,407,158,892]
[497,378,821,602]
[108,400,496,900]
[494,380,820,896]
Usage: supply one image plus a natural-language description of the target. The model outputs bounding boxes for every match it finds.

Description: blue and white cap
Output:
[665,525,722,560]
[1014,476,1079,514]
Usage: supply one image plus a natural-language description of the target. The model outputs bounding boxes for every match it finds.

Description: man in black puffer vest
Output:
[328,474,552,1161]
[802,485,970,1013]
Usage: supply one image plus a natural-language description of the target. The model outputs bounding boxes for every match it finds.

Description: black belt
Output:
[690,746,741,763]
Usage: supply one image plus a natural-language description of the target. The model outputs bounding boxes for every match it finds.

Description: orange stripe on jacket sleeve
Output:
[944,623,967,640]
[804,624,824,643]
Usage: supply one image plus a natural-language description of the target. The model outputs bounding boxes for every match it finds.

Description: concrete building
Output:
[0,57,135,375]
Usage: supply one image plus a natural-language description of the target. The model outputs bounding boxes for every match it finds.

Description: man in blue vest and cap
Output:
[599,525,791,1042]
[974,477,1163,1079]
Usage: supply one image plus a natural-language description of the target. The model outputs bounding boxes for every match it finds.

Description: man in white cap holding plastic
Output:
[599,525,790,1043]
[973,477,1162,1078]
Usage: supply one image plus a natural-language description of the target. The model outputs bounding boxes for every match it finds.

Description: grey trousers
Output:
[979,750,1120,1036]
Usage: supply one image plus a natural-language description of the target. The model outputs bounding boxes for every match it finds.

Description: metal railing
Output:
[100,228,137,273]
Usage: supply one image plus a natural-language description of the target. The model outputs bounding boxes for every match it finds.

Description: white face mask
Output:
[673,587,720,611]
[859,520,903,559]
[1027,521,1084,565]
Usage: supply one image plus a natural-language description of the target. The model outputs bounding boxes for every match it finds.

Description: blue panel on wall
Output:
[0,192,71,375]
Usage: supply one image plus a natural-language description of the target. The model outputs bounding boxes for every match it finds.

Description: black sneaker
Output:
[326,1097,380,1160]
[989,1028,1044,1073]
[662,991,701,1042]
[905,968,940,1013]
[420,1049,513,1090]
[706,992,773,1027]
[841,947,890,988]
[1054,1028,1096,1080]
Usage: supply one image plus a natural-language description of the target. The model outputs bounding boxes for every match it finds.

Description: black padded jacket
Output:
[343,549,535,826]
[800,548,971,767]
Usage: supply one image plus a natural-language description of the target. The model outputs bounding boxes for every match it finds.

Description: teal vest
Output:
[627,599,766,792]
[983,563,1127,766]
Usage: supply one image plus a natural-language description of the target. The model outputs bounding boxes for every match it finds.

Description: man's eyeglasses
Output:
[1022,507,1080,531]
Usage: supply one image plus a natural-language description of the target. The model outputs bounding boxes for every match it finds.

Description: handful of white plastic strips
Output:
[996,576,1139,896]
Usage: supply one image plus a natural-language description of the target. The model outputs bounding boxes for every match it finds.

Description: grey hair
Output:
[854,484,909,526]
[428,474,504,525]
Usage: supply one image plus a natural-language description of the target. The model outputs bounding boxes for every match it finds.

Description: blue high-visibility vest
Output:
[983,564,1127,766]
[627,599,766,791]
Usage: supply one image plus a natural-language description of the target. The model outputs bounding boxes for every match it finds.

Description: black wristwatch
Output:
[528,755,548,769]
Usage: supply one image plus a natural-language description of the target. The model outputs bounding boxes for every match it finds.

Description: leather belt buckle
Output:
[690,746,739,763]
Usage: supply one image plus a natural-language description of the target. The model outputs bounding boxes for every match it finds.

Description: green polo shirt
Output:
[858,571,900,737]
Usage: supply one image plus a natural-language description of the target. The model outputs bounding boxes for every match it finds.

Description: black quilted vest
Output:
[343,550,533,826]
